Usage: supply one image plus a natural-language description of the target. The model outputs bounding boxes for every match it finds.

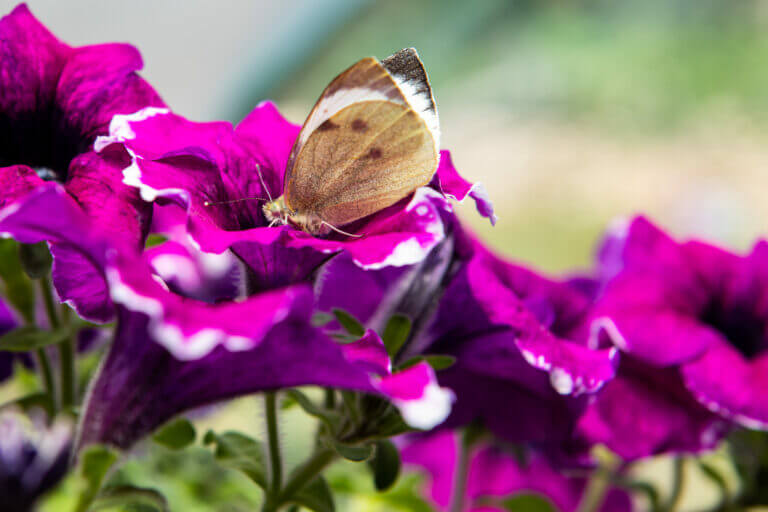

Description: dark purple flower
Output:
[0,298,23,383]
[576,216,767,458]
[400,430,632,512]
[94,102,493,290]
[0,4,163,321]
[315,229,618,457]
[0,409,72,512]
[76,244,453,449]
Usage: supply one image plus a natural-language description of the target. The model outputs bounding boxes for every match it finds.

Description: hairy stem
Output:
[449,430,472,512]
[265,392,283,496]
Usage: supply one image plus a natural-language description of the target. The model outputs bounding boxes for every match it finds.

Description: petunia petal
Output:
[430,151,496,225]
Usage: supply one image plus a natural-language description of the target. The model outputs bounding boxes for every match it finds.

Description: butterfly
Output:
[262,47,440,236]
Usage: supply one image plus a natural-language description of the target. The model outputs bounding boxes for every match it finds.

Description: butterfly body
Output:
[265,48,439,236]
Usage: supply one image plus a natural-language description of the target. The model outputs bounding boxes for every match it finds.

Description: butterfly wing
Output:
[284,48,440,227]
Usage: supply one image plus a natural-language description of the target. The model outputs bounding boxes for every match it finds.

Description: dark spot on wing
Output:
[351,119,368,132]
[318,119,339,131]
[364,148,382,159]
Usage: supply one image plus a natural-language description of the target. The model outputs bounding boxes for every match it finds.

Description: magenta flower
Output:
[576,216,767,458]
[400,430,632,512]
[94,102,494,289]
[0,4,163,321]
[315,228,618,456]
[76,241,453,448]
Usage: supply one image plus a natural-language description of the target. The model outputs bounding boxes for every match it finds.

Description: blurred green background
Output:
[4,0,768,509]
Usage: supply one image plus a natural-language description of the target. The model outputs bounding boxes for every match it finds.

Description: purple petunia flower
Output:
[74,240,453,449]
[315,225,618,459]
[576,216,768,458]
[0,409,72,512]
[399,430,632,512]
[93,102,494,290]
[0,3,163,321]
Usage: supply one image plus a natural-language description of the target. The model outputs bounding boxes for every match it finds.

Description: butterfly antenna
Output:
[321,221,363,238]
[255,164,274,203]
[203,197,266,206]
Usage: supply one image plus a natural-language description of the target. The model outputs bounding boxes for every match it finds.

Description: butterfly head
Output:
[262,196,291,226]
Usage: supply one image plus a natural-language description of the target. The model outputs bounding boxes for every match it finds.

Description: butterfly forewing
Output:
[285,100,437,227]
[283,48,440,228]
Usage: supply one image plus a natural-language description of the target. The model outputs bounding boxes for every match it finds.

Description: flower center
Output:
[700,299,767,358]
[0,111,85,182]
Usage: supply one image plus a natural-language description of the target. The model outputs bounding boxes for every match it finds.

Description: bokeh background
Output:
[5,0,768,510]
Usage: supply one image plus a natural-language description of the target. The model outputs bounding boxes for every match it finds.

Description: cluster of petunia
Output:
[1,4,767,512]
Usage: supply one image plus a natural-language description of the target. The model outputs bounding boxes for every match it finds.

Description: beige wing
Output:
[284,99,438,227]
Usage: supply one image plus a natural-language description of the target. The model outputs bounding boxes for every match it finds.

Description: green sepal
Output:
[151,417,196,450]
[367,439,401,491]
[203,430,268,490]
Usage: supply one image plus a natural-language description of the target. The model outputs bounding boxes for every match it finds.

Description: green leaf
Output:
[398,354,456,372]
[144,234,168,248]
[75,445,120,512]
[311,312,335,327]
[0,326,72,352]
[332,309,365,337]
[374,408,413,438]
[497,493,557,512]
[0,239,36,323]
[151,417,196,450]
[286,389,341,431]
[332,440,374,462]
[423,355,456,371]
[382,314,411,358]
[18,242,52,279]
[291,476,335,512]
[89,485,168,512]
[203,430,268,490]
[368,440,401,491]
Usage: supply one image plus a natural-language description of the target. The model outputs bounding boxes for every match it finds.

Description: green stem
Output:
[58,304,76,409]
[39,275,59,328]
[278,448,336,503]
[665,457,686,512]
[39,277,76,410]
[449,430,472,512]
[34,348,56,412]
[265,392,283,496]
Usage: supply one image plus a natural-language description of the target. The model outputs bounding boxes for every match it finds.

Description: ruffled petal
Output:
[106,251,309,360]
[431,151,496,225]
[576,362,728,460]
[682,339,768,430]
[77,307,374,449]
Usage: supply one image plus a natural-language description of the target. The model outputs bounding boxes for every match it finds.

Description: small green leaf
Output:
[368,440,401,491]
[311,312,335,327]
[496,493,557,512]
[382,314,411,358]
[75,445,119,512]
[332,309,365,336]
[152,417,196,450]
[291,476,335,512]
[0,326,72,352]
[333,440,374,462]
[423,355,457,371]
[0,239,36,323]
[18,242,52,279]
[89,485,168,512]
[145,234,168,248]
[203,430,268,490]
[286,389,341,431]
